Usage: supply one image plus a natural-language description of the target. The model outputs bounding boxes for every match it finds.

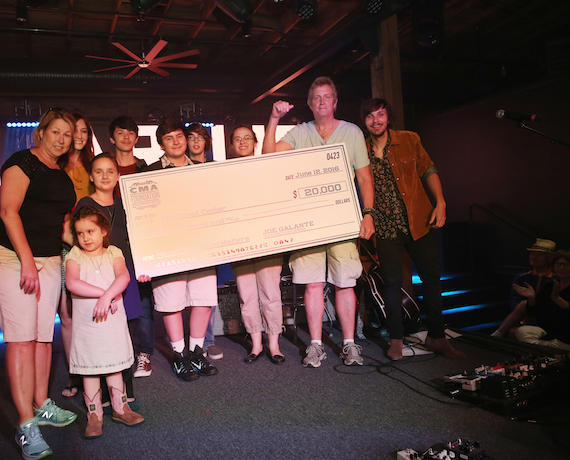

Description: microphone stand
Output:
[515,121,570,149]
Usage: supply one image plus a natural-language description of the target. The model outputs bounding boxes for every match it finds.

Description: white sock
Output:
[189,336,205,352]
[171,339,185,353]
[343,339,355,346]
[490,330,503,338]
[311,340,322,346]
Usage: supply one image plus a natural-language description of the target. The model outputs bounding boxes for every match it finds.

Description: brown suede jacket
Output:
[366,129,437,241]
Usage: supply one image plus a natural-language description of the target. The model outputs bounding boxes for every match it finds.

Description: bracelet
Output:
[362,207,376,216]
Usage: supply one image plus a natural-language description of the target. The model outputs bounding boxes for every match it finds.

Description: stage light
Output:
[16,1,27,22]
[241,22,252,38]
[412,0,444,52]
[184,122,214,128]
[294,0,317,21]
[6,121,39,128]
[214,0,253,24]
[130,0,161,14]
[362,0,383,15]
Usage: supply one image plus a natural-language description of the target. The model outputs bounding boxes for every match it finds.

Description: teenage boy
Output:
[109,116,155,377]
[146,118,218,381]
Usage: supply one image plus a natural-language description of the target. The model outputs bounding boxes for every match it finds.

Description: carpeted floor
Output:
[1,325,569,460]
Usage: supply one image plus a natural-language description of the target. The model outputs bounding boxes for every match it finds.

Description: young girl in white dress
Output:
[66,205,144,438]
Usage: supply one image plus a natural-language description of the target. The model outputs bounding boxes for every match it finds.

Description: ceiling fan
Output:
[86,40,199,79]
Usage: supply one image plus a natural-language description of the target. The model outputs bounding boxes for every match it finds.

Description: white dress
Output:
[66,245,134,375]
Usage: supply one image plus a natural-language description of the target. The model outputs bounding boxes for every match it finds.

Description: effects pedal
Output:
[397,448,421,460]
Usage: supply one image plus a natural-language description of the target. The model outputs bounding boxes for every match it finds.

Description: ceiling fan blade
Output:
[155,63,198,69]
[112,42,142,62]
[153,49,200,64]
[86,55,137,64]
[145,39,168,62]
[147,64,170,77]
[92,64,137,73]
[124,67,142,79]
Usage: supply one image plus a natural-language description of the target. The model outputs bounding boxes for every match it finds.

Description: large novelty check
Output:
[119,143,363,278]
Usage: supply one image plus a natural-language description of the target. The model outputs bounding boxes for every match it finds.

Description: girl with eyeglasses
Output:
[229,125,285,364]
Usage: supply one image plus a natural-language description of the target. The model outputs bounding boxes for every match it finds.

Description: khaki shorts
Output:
[0,246,62,342]
[152,267,217,312]
[289,240,362,288]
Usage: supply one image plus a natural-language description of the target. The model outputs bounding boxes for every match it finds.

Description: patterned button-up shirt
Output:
[370,132,410,239]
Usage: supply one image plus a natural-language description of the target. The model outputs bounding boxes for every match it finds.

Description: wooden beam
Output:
[370,14,404,130]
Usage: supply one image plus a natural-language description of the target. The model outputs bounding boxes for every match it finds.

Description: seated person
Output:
[491,238,555,338]
[515,249,570,350]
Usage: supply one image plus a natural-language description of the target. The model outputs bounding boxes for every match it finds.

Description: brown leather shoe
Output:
[424,336,466,359]
[109,385,144,426]
[387,339,404,361]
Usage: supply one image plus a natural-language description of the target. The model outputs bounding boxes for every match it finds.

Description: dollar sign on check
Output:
[293,190,297,199]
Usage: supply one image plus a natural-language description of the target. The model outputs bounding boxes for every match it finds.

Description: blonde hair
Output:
[307,76,338,104]
[33,108,76,147]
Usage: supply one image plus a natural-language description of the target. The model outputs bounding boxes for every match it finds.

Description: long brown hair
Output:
[58,112,95,170]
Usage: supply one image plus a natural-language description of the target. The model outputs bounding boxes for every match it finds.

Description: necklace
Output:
[88,253,104,273]
[316,119,336,141]
[104,202,116,231]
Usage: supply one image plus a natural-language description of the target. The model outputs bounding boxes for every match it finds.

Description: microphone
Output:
[496,109,543,122]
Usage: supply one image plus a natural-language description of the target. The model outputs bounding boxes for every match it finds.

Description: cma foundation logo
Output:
[128,180,160,210]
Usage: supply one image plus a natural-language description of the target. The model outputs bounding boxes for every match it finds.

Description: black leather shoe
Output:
[244,353,261,363]
[269,354,285,365]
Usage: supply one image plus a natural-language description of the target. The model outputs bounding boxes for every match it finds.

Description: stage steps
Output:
[413,271,513,333]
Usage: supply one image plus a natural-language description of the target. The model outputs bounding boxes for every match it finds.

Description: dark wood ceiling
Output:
[1,0,569,124]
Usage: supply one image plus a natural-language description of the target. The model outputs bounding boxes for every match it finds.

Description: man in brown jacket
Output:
[360,98,465,361]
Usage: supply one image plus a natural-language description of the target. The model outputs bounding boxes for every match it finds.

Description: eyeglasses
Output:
[233,136,254,143]
[554,262,570,268]
[188,135,205,141]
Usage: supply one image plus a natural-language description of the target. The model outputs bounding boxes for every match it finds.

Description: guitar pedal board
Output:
[397,438,485,460]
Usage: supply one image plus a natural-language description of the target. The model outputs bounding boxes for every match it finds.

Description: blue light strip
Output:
[461,321,502,331]
[184,122,214,128]
[442,289,470,296]
[6,122,39,128]
[412,274,454,284]
[417,289,470,300]
[442,303,495,315]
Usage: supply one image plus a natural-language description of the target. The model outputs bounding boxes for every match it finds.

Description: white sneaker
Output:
[340,343,363,366]
[133,352,152,377]
[205,344,223,360]
[302,343,327,368]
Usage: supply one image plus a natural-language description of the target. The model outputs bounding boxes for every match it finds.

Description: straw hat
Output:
[526,238,556,253]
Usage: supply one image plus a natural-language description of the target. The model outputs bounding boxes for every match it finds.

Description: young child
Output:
[73,152,145,413]
[66,206,144,438]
